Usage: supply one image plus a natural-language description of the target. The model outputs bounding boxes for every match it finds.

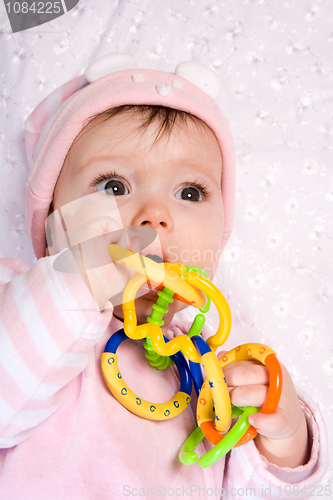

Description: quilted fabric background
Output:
[0,0,332,485]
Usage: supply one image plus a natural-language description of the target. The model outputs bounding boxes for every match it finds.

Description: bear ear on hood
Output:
[175,61,222,101]
[85,53,223,102]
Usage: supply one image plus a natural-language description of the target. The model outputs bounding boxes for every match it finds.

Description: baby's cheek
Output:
[201,234,222,274]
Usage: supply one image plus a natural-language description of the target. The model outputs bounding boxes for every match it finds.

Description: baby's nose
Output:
[131,200,173,231]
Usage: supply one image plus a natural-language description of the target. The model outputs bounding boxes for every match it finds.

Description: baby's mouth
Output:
[138,253,165,297]
[133,253,168,299]
[145,254,164,264]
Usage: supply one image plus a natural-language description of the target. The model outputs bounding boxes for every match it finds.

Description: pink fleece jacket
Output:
[0,257,328,500]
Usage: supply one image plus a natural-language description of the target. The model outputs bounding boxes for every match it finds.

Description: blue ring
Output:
[191,335,211,355]
[189,360,204,397]
[189,336,211,396]
[104,329,192,396]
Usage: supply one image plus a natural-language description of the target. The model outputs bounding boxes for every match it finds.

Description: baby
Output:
[0,54,327,499]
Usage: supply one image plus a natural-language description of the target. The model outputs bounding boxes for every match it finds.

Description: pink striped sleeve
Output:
[0,256,113,448]
[223,389,328,499]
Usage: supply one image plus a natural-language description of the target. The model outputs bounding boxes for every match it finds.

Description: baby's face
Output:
[52,110,224,324]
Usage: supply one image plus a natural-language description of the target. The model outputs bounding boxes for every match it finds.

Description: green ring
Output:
[179,426,205,465]
[198,406,260,468]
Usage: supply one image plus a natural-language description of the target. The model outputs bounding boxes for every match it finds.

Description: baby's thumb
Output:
[248,409,288,439]
[70,217,124,272]
[70,216,123,246]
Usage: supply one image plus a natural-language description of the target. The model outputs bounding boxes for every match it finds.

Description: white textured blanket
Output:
[0,0,332,483]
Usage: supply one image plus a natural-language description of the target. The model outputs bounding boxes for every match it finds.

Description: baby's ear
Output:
[175,61,222,101]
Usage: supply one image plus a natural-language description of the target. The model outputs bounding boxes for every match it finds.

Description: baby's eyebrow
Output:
[73,155,125,175]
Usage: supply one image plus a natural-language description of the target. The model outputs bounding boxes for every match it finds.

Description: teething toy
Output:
[101,245,283,468]
[101,329,192,420]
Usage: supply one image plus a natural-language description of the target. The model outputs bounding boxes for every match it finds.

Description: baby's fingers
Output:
[229,384,268,408]
[223,361,269,387]
[248,409,289,440]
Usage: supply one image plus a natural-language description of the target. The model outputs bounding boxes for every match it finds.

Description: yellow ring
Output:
[199,351,231,433]
[122,273,202,362]
[184,271,232,350]
[101,352,190,420]
[111,252,233,362]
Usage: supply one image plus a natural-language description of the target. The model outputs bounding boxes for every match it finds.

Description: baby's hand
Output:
[70,216,139,310]
[222,359,310,467]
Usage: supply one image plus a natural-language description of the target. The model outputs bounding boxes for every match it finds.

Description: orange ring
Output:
[235,353,283,446]
[201,353,283,447]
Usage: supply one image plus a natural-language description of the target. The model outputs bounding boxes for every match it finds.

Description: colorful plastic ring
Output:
[198,406,260,468]
[101,329,192,421]
[184,271,232,350]
[235,352,283,446]
[121,273,202,362]
[198,344,282,446]
[108,248,233,363]
[121,270,233,363]
[189,360,204,397]
[192,335,232,433]
[179,426,205,465]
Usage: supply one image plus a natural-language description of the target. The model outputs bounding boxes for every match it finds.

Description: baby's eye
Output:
[175,186,203,202]
[97,179,129,196]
